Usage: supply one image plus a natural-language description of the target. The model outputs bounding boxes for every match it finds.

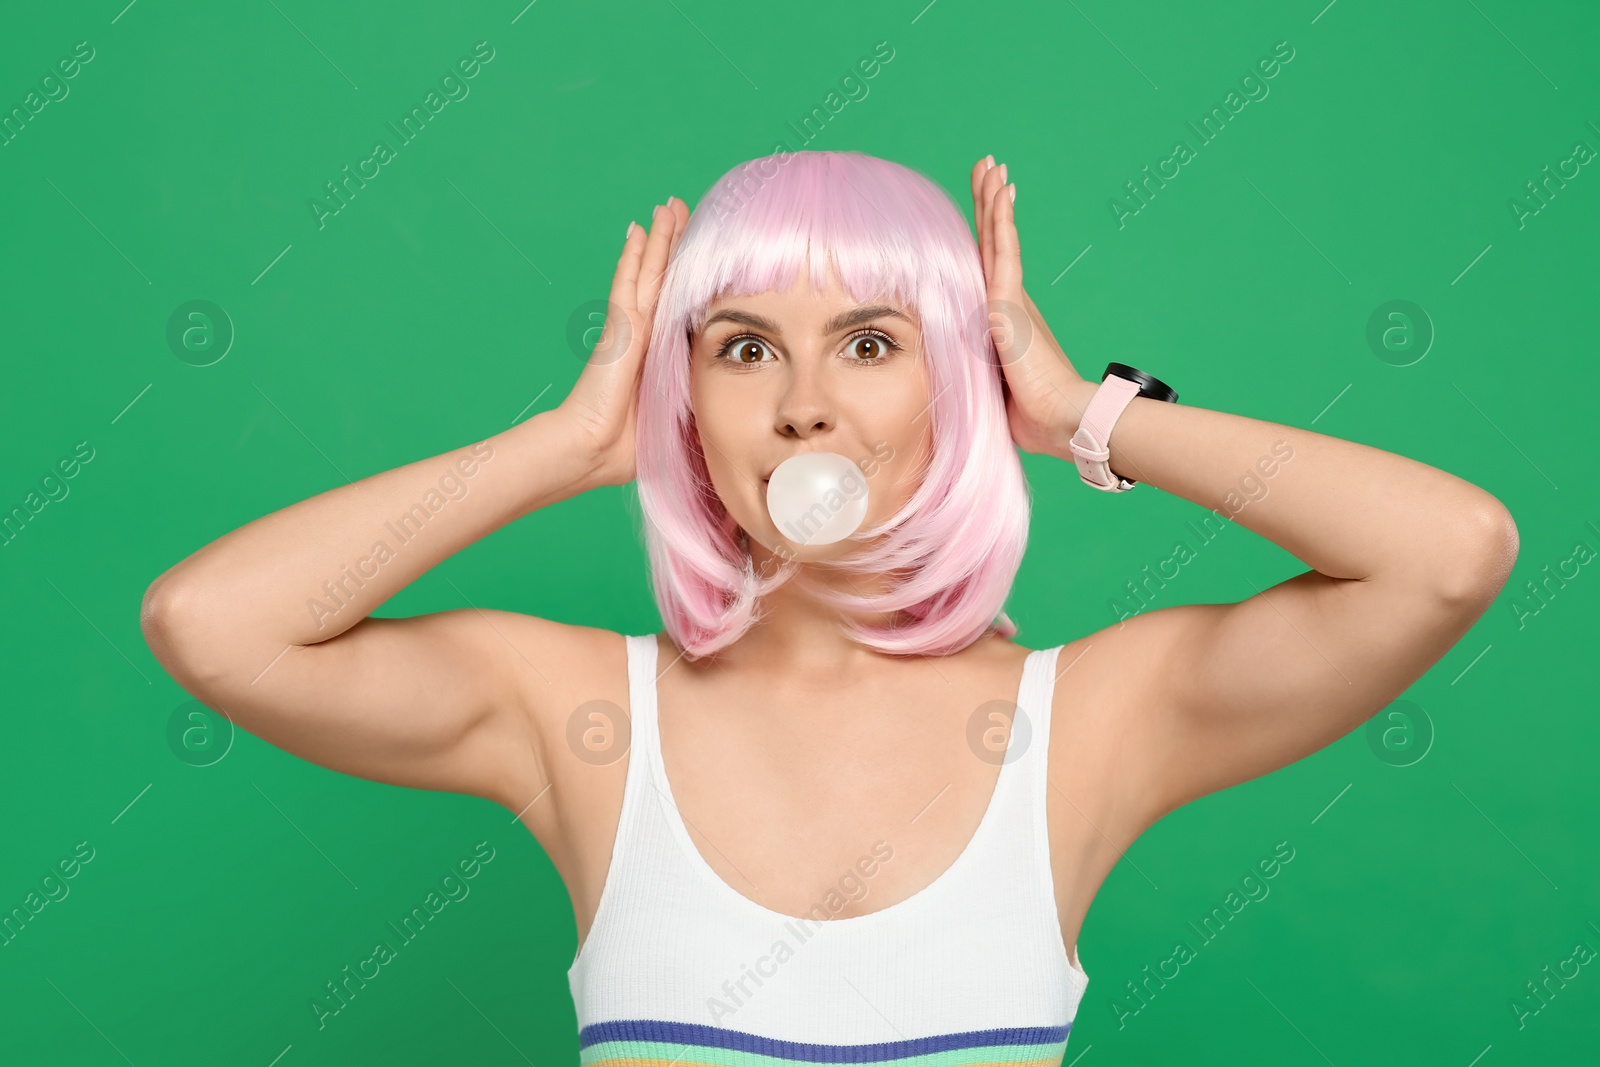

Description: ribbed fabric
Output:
[569,634,1089,1060]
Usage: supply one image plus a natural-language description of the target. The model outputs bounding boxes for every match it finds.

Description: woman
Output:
[140,151,1518,1061]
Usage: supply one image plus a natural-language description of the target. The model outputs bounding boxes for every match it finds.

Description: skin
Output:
[139,159,1519,971]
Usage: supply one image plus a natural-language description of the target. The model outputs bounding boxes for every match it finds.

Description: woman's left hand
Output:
[970,156,1097,458]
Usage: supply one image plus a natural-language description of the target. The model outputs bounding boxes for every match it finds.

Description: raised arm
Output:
[139,197,688,827]
[140,413,598,809]
[968,156,1518,825]
[1050,382,1515,818]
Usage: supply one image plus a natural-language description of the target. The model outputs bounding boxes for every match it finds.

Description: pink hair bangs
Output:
[634,150,1031,660]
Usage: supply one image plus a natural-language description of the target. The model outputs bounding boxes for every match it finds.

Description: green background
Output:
[2,0,1595,1063]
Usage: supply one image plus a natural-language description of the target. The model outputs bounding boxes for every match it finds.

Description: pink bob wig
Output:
[634,150,1031,660]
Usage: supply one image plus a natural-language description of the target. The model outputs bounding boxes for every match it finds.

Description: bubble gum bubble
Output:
[765,451,869,547]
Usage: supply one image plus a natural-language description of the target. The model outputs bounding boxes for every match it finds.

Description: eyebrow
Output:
[700,304,913,337]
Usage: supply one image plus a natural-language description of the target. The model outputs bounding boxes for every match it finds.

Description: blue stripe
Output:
[577,1019,1071,1060]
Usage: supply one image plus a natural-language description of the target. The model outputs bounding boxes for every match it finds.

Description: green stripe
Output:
[579,1038,1068,1067]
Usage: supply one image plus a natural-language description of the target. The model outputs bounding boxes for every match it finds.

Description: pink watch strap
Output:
[1069,375,1141,492]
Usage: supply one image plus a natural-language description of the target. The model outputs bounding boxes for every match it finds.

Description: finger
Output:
[986,178,1029,372]
[990,178,1022,297]
[969,155,992,242]
[665,195,689,262]
[590,220,647,368]
[978,162,1007,284]
[636,203,677,315]
[970,157,995,278]
[610,218,645,315]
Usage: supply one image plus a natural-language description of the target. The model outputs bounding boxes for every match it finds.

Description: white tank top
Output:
[568,633,1090,1064]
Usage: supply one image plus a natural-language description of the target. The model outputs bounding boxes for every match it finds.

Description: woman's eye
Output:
[720,337,774,365]
[845,331,900,362]
[847,334,888,361]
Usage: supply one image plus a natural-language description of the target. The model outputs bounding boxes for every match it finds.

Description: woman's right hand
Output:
[559,197,688,487]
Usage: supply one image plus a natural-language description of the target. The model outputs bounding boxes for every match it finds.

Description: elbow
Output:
[140,577,228,687]
[139,576,173,642]
[141,576,192,671]
[1433,498,1520,610]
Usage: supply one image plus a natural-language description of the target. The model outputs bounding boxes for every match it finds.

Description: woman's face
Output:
[689,263,933,566]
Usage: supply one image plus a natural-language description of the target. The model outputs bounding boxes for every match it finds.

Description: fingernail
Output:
[625,221,636,240]
[998,163,1008,183]
[1008,183,1016,204]
[985,154,995,168]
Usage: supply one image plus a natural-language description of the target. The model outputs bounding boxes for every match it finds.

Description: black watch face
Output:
[1104,362,1178,403]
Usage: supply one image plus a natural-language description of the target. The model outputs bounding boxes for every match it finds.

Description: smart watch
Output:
[1068,363,1178,493]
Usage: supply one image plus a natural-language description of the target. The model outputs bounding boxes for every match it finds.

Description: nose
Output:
[773,361,837,439]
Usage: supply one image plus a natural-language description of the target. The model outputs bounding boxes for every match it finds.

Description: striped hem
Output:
[578,1020,1071,1067]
